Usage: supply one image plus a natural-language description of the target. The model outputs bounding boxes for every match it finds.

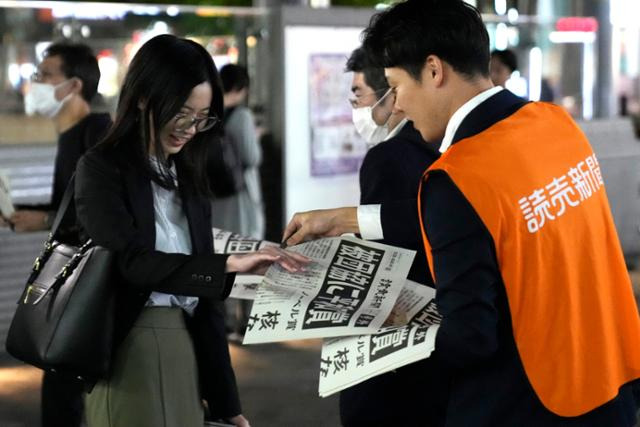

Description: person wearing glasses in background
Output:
[74,34,308,427]
[340,47,446,427]
[0,43,111,427]
[3,44,111,238]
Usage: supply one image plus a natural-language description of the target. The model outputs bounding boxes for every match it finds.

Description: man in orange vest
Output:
[284,0,640,425]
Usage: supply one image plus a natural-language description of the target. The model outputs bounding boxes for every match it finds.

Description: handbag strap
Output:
[25,176,78,282]
[49,174,76,239]
[29,238,94,305]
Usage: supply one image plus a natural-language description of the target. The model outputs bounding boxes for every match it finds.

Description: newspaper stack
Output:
[0,169,15,219]
[211,230,442,396]
[212,228,277,300]
[318,280,441,397]
[242,236,416,344]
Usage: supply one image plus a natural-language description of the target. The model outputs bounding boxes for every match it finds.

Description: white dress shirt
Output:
[146,159,199,315]
[357,87,503,240]
[384,117,409,141]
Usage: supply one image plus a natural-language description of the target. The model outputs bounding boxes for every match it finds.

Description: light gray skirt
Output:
[85,307,204,427]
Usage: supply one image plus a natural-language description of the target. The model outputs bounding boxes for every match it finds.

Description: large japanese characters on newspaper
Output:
[242,236,415,344]
[319,280,441,397]
[212,228,277,300]
[0,169,15,220]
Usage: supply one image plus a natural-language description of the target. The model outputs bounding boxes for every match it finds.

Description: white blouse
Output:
[145,160,199,315]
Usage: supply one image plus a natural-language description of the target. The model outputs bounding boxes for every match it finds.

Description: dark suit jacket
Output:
[340,122,447,427]
[18,112,112,245]
[359,121,440,284]
[75,143,241,418]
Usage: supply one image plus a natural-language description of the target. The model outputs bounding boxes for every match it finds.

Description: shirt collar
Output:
[149,155,175,172]
[149,155,178,185]
[439,86,503,154]
[383,117,409,141]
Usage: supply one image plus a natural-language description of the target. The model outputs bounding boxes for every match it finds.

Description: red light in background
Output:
[98,49,114,59]
[556,17,598,33]
[37,8,53,23]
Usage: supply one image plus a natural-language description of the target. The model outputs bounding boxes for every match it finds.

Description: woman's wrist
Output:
[225,254,238,273]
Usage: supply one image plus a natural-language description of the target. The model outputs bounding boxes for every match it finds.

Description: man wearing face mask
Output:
[347,47,440,283]
[3,43,111,427]
[4,43,111,242]
[339,47,446,427]
[349,50,403,147]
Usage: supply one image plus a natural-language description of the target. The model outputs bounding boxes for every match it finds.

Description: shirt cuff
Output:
[357,204,384,240]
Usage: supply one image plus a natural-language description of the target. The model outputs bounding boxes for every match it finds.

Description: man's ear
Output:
[423,55,445,87]
[68,77,83,96]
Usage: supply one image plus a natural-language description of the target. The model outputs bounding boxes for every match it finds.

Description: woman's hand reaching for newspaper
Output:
[226,245,310,275]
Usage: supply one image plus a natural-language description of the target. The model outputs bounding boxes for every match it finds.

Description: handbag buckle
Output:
[22,285,33,304]
[22,284,49,305]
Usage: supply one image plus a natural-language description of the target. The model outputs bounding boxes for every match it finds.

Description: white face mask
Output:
[24,81,69,118]
[351,88,393,147]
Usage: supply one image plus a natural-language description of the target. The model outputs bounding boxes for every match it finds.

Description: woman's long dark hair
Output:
[101,34,223,195]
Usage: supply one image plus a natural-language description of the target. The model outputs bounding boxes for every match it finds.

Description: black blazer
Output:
[340,122,447,427]
[75,143,241,418]
[359,121,440,284]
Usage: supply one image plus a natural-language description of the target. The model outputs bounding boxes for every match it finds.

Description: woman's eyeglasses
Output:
[173,113,219,133]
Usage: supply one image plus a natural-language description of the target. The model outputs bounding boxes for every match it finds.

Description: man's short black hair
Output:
[491,49,518,72]
[219,64,250,94]
[44,43,100,102]
[345,47,389,96]
[362,0,490,81]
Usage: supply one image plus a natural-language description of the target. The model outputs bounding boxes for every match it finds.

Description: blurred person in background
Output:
[211,63,265,240]
[0,42,111,427]
[6,43,111,239]
[489,49,517,89]
[211,64,265,341]
[340,46,447,427]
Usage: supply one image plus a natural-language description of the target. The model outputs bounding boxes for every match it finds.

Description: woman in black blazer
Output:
[75,35,306,427]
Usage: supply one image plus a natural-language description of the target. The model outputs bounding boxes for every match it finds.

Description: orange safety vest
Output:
[418,102,640,417]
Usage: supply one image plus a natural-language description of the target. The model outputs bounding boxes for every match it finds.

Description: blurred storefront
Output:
[467,0,602,119]
[2,0,640,141]
[0,1,267,144]
[0,0,638,243]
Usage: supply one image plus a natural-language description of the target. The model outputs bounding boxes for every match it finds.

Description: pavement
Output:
[0,339,341,427]
[1,268,639,427]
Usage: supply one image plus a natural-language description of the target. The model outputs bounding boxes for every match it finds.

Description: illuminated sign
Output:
[555,17,598,33]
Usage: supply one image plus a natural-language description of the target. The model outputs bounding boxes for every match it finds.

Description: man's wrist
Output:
[336,207,360,235]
